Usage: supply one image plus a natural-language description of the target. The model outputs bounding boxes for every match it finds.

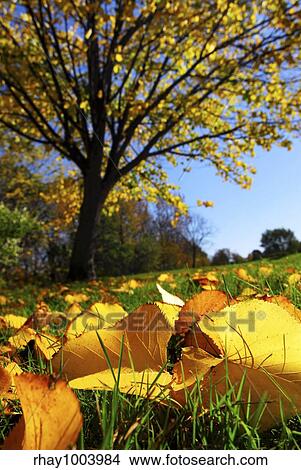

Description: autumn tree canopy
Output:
[1,0,301,279]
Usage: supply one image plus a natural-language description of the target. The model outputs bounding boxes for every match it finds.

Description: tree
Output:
[260,228,300,257]
[212,248,232,265]
[183,214,213,268]
[231,252,245,264]
[248,249,263,261]
[1,1,301,279]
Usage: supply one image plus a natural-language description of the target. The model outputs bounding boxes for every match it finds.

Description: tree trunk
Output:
[68,173,109,281]
[192,242,196,268]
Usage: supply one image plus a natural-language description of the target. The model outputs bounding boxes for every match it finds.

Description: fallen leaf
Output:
[155,302,181,329]
[192,271,219,290]
[259,266,273,277]
[236,287,257,300]
[52,303,172,381]
[0,365,11,395]
[198,299,301,380]
[175,290,229,334]
[3,373,82,449]
[288,273,301,285]
[67,302,128,338]
[64,293,89,304]
[113,279,142,293]
[157,273,174,283]
[0,295,8,306]
[69,368,171,399]
[66,303,82,316]
[156,283,184,307]
[9,328,62,360]
[235,268,255,283]
[0,314,27,330]
[171,348,301,430]
[264,295,301,323]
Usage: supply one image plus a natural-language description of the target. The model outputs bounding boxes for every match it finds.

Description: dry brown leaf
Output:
[0,365,11,395]
[175,290,229,335]
[3,373,82,449]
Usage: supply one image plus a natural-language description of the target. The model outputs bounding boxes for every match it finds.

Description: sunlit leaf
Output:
[3,373,82,449]
[156,283,184,307]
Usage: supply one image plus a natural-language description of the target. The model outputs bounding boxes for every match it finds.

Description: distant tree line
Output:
[212,228,301,265]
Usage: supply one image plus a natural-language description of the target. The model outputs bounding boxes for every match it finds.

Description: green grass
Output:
[2,253,301,449]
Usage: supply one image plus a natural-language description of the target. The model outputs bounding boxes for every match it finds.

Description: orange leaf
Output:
[3,374,82,449]
[0,365,11,395]
[175,290,229,334]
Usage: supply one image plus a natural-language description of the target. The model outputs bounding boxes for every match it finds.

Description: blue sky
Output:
[167,139,301,257]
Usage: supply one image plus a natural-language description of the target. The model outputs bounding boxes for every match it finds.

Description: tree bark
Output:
[192,242,196,268]
[68,172,109,281]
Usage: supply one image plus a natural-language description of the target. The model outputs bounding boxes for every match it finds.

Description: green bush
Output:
[0,203,38,267]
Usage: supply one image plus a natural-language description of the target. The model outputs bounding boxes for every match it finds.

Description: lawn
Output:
[1,254,301,450]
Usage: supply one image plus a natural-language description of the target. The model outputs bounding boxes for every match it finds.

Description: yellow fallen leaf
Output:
[235,268,255,283]
[67,302,128,338]
[3,374,82,449]
[157,273,174,283]
[199,299,301,380]
[66,303,82,317]
[64,293,89,304]
[264,295,301,322]
[288,273,301,285]
[154,302,181,329]
[259,266,273,277]
[0,314,27,330]
[69,368,171,399]
[9,328,62,360]
[113,279,142,293]
[52,305,171,381]
[236,287,257,300]
[171,348,301,430]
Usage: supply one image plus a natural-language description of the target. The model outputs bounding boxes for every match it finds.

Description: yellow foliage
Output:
[3,374,82,449]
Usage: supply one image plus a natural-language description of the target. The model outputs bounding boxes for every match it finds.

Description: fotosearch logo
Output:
[200,309,266,332]
[32,308,266,333]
